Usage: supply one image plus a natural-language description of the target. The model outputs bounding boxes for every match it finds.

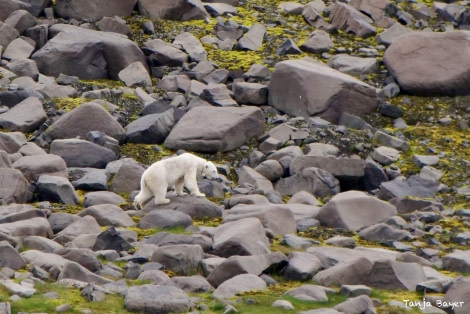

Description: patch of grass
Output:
[0,282,130,314]
[125,225,191,241]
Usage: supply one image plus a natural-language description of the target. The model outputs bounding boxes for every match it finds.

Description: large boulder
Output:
[0,97,46,133]
[0,0,30,21]
[268,57,378,123]
[223,204,297,236]
[46,102,125,142]
[164,106,265,152]
[383,31,470,96]
[55,0,137,22]
[0,168,31,204]
[212,274,266,299]
[138,0,209,20]
[49,139,117,168]
[13,154,68,181]
[31,25,147,80]
[125,285,192,313]
[275,167,340,198]
[211,217,270,257]
[317,190,397,231]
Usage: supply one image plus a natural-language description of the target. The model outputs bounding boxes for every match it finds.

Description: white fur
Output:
[134,153,218,209]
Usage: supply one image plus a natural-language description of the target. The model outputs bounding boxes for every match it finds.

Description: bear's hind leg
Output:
[133,181,153,209]
[154,184,170,205]
[174,177,188,196]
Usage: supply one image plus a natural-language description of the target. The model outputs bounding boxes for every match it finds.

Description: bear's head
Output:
[202,161,218,180]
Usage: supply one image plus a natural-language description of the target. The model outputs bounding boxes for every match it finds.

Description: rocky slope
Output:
[1,0,470,313]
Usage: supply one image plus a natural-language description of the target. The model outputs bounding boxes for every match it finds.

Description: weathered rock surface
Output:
[268,57,378,123]
[384,31,470,95]
[164,106,265,152]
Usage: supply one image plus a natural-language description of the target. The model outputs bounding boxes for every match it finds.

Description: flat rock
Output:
[138,0,209,21]
[317,190,397,231]
[55,0,137,21]
[327,54,378,77]
[284,252,322,281]
[0,217,52,238]
[211,217,270,257]
[268,57,378,123]
[78,204,134,227]
[13,154,68,181]
[125,284,192,313]
[223,203,297,235]
[125,108,181,144]
[379,175,440,200]
[50,139,117,168]
[141,195,222,219]
[206,252,287,287]
[151,244,204,275]
[164,106,265,152]
[36,175,79,205]
[442,250,470,273]
[275,167,340,198]
[137,209,192,230]
[46,102,125,142]
[212,273,266,299]
[32,24,146,80]
[0,168,31,204]
[284,284,328,302]
[384,30,470,96]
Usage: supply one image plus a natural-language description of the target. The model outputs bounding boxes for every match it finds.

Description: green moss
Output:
[52,97,88,111]
[119,143,175,165]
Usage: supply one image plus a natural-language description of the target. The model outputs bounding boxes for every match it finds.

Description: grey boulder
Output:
[317,190,397,231]
[164,106,265,152]
[384,30,470,96]
[49,139,117,168]
[269,58,378,123]
[55,0,137,21]
[36,175,78,205]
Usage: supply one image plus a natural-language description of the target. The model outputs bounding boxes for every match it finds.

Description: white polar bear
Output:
[133,153,219,209]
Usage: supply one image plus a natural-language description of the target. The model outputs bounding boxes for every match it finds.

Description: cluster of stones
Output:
[1,0,470,313]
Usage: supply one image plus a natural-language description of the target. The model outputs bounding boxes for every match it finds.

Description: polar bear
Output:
[133,153,219,209]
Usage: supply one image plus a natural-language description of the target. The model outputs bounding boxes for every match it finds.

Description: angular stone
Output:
[36,175,78,205]
[275,167,340,197]
[78,204,134,227]
[212,274,266,299]
[269,57,378,123]
[32,25,146,80]
[237,166,273,193]
[233,81,268,105]
[317,190,397,231]
[327,54,378,77]
[138,0,209,21]
[55,0,137,21]
[284,252,322,281]
[212,217,270,257]
[384,31,470,96]
[330,2,375,38]
[46,102,125,142]
[173,31,207,62]
[0,168,31,204]
[49,139,117,168]
[207,252,287,287]
[13,154,68,181]
[284,285,328,302]
[223,204,297,235]
[142,38,188,67]
[237,23,266,50]
[138,209,192,230]
[118,61,151,87]
[164,106,264,153]
[151,244,204,275]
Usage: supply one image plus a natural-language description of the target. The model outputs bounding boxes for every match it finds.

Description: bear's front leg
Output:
[185,169,205,198]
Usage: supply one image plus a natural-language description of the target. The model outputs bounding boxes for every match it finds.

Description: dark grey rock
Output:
[138,209,192,230]
[49,139,117,168]
[164,106,265,153]
[36,175,78,205]
[152,244,204,275]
